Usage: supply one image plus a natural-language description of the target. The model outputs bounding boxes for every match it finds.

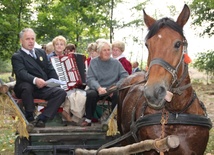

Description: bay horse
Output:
[117,4,212,155]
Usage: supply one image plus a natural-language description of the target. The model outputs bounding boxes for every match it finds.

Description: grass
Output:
[0,115,17,154]
[206,128,214,154]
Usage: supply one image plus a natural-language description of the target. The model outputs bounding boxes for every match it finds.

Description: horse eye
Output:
[174,41,181,49]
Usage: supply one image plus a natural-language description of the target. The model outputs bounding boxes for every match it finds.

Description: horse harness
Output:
[96,62,212,154]
[95,39,213,154]
[96,83,212,155]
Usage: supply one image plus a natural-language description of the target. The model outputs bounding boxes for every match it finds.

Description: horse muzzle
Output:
[144,84,170,110]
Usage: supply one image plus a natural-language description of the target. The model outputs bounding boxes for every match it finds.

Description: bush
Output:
[0,73,12,83]
[0,58,12,73]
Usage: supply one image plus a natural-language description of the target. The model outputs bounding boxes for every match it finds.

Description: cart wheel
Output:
[15,136,29,155]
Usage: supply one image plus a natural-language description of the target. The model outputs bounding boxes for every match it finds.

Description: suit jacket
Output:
[12,48,58,87]
[132,67,141,73]
[135,67,141,72]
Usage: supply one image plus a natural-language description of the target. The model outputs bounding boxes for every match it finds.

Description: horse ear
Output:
[176,4,190,28]
[143,9,156,28]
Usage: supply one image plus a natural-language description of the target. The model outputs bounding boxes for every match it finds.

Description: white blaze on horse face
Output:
[158,34,162,38]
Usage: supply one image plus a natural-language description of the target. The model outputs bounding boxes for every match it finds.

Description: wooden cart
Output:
[0,79,179,155]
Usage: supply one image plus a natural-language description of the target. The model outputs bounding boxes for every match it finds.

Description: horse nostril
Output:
[155,86,166,99]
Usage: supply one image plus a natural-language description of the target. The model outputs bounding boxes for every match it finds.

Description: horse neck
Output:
[166,67,204,115]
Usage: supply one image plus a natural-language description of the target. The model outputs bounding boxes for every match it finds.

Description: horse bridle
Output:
[145,39,188,91]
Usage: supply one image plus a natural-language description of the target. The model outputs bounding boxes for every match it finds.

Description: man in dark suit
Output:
[132,61,141,73]
[11,28,67,127]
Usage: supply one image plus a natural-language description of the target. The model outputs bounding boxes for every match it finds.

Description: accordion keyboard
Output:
[50,55,82,90]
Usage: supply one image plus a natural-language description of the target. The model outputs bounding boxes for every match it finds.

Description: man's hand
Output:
[35,78,47,88]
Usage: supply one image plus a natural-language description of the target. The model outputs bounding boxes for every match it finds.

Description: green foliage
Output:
[0,58,12,73]
[0,72,12,83]
[33,0,115,53]
[0,0,34,60]
[193,50,214,75]
[0,0,121,60]
[190,0,214,37]
[193,50,214,84]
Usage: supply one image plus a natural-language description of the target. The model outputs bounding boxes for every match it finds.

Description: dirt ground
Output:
[189,68,214,125]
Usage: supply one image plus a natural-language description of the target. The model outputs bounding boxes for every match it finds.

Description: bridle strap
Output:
[174,63,188,86]
[145,39,188,93]
[146,58,178,85]
[171,83,191,95]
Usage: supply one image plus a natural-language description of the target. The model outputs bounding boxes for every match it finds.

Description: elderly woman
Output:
[81,40,129,126]
[86,42,99,66]
[112,40,132,75]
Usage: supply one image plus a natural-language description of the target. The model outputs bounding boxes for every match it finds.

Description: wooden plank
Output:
[30,123,105,134]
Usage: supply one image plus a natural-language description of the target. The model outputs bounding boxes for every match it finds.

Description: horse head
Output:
[143,5,190,110]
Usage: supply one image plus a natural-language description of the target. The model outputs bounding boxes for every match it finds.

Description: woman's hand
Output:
[97,87,107,95]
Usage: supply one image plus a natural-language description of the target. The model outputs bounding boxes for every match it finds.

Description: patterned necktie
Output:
[29,50,37,59]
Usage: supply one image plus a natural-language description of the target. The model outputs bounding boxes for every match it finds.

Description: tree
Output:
[190,0,214,37]
[0,0,34,60]
[0,0,122,60]
[193,50,214,84]
[111,1,148,64]
[33,0,117,53]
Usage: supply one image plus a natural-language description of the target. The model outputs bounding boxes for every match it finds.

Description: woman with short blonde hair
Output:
[52,35,67,56]
[112,40,132,75]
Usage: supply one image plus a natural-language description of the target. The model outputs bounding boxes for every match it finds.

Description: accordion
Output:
[50,54,86,91]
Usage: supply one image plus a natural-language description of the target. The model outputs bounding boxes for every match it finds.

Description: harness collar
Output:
[137,112,212,129]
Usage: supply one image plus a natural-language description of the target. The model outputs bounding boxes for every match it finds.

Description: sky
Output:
[113,0,214,63]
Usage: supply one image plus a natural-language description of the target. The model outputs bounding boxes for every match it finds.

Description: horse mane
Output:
[145,17,184,40]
